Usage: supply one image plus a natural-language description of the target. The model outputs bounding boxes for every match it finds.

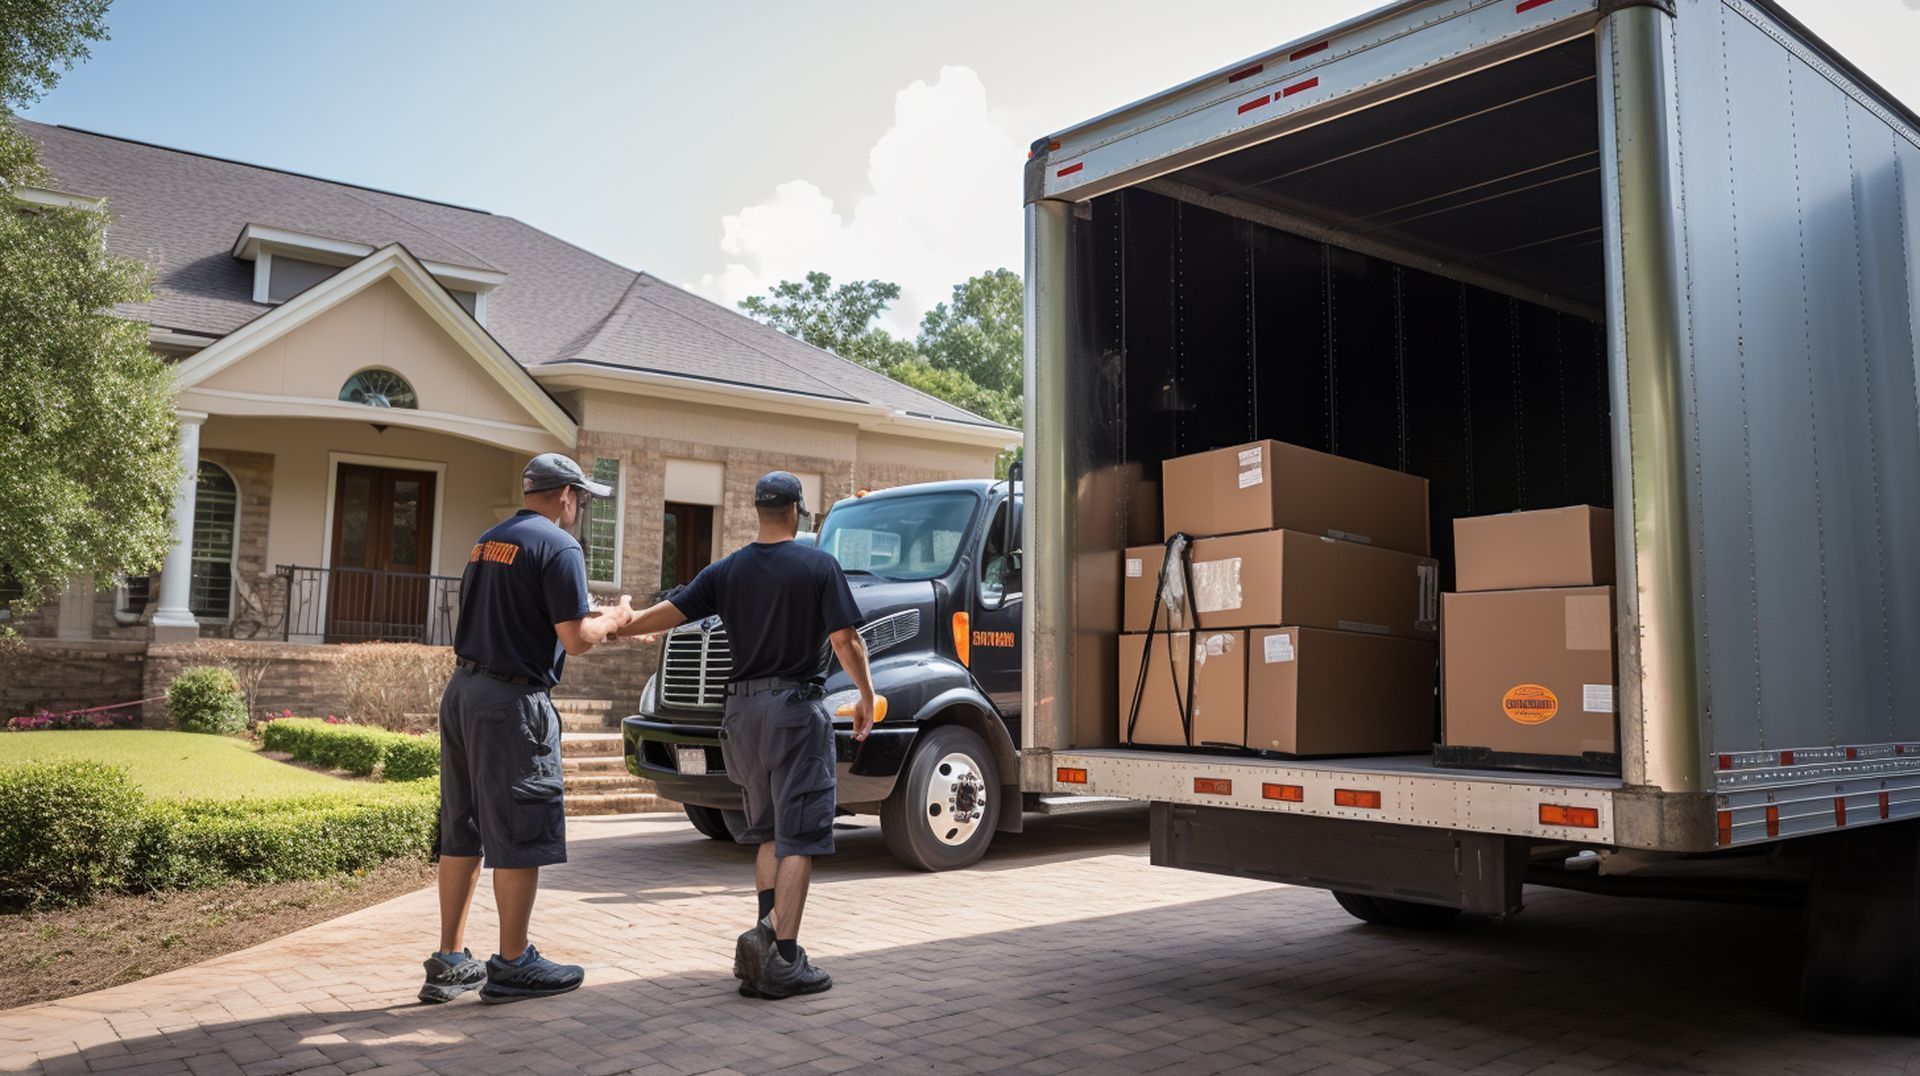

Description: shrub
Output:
[0,761,145,907]
[130,788,437,888]
[168,666,247,735]
[166,640,282,727]
[260,717,437,780]
[339,643,455,732]
[381,735,440,781]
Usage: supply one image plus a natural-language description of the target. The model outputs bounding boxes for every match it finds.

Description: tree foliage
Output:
[917,267,1023,397]
[738,272,904,370]
[1,0,179,614]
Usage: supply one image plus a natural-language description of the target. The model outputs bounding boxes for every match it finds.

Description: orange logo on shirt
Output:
[469,540,521,565]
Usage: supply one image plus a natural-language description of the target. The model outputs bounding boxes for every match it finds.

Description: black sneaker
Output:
[479,945,585,1005]
[734,915,774,985]
[418,949,486,1004]
[745,947,833,1000]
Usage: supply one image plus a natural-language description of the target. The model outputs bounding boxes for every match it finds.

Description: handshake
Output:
[593,594,658,645]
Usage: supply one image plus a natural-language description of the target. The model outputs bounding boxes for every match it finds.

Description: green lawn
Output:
[0,730,398,801]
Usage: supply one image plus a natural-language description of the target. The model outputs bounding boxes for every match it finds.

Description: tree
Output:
[1,0,178,615]
[917,268,1023,397]
[738,272,905,371]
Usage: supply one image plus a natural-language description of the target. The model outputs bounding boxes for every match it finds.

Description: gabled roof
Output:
[21,120,1016,440]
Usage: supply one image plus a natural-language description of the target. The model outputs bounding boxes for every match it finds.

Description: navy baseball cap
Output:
[523,453,612,497]
[754,471,807,510]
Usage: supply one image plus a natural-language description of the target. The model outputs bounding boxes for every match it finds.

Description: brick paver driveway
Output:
[4,808,1914,1076]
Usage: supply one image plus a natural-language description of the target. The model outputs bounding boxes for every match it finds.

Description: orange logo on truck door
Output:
[1502,684,1559,725]
[971,630,1016,649]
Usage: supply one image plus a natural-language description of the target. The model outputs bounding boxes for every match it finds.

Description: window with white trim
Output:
[190,463,238,621]
[584,457,621,585]
[339,368,418,410]
[116,574,152,623]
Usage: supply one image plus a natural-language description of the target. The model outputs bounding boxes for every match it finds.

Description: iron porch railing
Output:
[276,564,461,645]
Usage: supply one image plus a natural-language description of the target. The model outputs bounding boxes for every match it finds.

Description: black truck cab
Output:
[623,477,1022,870]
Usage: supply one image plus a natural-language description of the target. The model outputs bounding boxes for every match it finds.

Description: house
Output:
[3,121,1018,722]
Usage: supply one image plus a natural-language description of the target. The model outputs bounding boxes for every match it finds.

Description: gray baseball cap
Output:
[523,453,612,497]
[754,470,806,510]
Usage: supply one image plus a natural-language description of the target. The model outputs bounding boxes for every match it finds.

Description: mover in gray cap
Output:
[419,453,635,1005]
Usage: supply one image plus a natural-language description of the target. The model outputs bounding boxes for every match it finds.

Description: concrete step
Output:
[564,772,646,794]
[551,697,617,713]
[561,732,621,758]
[560,711,622,732]
[565,790,677,817]
[561,754,627,775]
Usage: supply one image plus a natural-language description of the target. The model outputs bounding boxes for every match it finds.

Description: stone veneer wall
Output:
[1,640,148,719]
[141,642,351,726]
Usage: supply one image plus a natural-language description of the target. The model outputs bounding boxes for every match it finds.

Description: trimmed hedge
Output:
[0,760,437,907]
[168,666,248,735]
[261,718,439,781]
[0,761,144,907]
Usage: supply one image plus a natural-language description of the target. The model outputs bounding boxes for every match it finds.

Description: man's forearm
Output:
[615,600,687,639]
[832,635,874,700]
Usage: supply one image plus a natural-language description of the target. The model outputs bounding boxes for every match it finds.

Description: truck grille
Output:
[660,623,730,711]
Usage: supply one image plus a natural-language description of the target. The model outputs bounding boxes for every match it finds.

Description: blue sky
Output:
[22,0,1920,333]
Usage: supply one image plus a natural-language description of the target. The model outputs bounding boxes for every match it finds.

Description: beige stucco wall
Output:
[854,432,1002,488]
[198,277,531,427]
[199,416,521,577]
[577,393,862,461]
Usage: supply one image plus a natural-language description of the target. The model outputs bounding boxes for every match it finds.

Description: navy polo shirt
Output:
[670,540,862,683]
[453,510,594,687]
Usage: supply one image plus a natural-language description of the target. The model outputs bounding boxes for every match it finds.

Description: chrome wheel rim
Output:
[924,751,987,847]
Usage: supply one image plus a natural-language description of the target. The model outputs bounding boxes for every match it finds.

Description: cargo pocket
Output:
[792,785,835,847]
[509,772,565,844]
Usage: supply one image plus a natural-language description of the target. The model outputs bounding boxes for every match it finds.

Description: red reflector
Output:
[1846,747,1859,760]
[1881,792,1892,819]
[1765,805,1780,838]
[1262,782,1304,802]
[1718,754,1733,770]
[1281,77,1319,98]
[1835,798,1847,827]
[1289,41,1329,62]
[1227,63,1264,83]
[1237,94,1272,115]
[1515,0,1557,11]
[1717,810,1733,846]
[1539,804,1600,829]
[1055,162,1083,178]
[1780,750,1795,766]
[1193,777,1232,795]
[1334,788,1381,809]
[1056,767,1087,785]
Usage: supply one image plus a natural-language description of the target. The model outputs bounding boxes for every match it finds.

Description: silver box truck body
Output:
[1020,0,1920,1024]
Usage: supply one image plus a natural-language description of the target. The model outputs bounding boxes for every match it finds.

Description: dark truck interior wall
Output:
[1079,36,1613,585]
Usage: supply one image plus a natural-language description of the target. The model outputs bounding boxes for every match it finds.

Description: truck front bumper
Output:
[623,715,915,809]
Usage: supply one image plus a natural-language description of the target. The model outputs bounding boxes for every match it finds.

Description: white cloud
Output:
[695,66,1024,338]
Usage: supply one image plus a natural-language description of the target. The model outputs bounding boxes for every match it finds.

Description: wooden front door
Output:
[327,464,438,641]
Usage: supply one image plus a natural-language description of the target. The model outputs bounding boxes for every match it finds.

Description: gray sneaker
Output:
[418,949,486,1004]
[734,915,774,985]
[479,945,585,1005]
[745,946,833,1000]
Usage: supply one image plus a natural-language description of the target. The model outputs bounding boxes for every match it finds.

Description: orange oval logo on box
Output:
[1502,684,1559,725]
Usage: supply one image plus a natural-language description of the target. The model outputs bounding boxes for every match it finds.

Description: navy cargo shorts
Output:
[437,668,567,868]
[719,682,837,857]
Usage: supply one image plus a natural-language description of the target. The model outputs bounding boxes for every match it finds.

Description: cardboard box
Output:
[1454,506,1616,592]
[1247,628,1438,756]
[1441,587,1619,759]
[1185,530,1439,639]
[1116,631,1247,748]
[1122,544,1194,632]
[1161,440,1431,554]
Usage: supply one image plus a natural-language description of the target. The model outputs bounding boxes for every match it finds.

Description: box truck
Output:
[1020,0,1920,1026]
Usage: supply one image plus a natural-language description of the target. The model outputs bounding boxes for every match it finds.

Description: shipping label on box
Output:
[1183,530,1439,639]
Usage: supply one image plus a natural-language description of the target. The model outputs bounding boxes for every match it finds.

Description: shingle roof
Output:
[21,121,1009,432]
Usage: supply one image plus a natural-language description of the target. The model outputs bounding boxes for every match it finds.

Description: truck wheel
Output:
[881,725,1000,871]
[683,804,735,842]
[1332,890,1462,930]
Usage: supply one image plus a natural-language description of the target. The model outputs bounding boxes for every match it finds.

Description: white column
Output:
[150,411,207,641]
[56,575,94,640]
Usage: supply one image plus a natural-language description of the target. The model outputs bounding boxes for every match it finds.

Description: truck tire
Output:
[1332,890,1462,930]
[683,804,734,841]
[881,724,1000,871]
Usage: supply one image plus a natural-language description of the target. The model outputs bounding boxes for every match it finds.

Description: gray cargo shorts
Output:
[437,668,567,869]
[719,683,837,857]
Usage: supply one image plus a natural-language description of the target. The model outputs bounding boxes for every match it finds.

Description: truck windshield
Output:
[817,492,978,581]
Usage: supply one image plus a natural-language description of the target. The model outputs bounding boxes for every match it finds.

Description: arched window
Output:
[190,462,239,620]
[338,368,418,409]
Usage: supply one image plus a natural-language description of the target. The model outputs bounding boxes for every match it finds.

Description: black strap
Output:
[1125,533,1200,747]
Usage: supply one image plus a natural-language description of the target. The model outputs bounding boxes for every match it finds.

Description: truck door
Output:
[969,493,1022,718]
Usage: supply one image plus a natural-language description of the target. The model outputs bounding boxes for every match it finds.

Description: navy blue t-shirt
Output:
[670,541,862,683]
[453,510,594,687]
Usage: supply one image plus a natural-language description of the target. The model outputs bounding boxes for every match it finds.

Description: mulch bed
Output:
[6,858,436,1010]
